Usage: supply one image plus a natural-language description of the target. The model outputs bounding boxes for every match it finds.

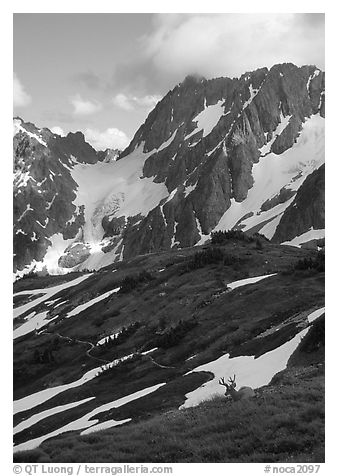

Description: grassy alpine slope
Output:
[13,233,325,462]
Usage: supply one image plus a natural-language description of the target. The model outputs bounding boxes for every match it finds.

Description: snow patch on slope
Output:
[180,328,306,409]
[13,119,47,147]
[185,99,225,140]
[180,306,325,409]
[13,274,92,320]
[213,114,324,237]
[14,397,95,436]
[259,114,291,156]
[281,228,325,247]
[227,273,277,291]
[67,287,120,318]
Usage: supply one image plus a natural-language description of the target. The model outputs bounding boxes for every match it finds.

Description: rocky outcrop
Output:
[260,188,296,213]
[102,216,126,236]
[97,148,120,163]
[272,164,325,243]
[58,243,91,268]
[13,118,98,272]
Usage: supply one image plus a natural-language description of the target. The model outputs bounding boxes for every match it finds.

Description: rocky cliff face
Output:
[97,148,120,163]
[13,118,99,273]
[13,63,325,276]
[272,164,325,244]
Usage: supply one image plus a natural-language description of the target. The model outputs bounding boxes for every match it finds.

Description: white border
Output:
[3,2,336,472]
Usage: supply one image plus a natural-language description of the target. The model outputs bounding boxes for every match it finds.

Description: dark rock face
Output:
[102,216,126,236]
[261,188,297,213]
[272,164,325,243]
[58,243,91,268]
[13,118,98,272]
[97,148,120,163]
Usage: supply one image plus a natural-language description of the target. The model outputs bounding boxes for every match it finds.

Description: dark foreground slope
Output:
[13,236,324,462]
[15,365,324,463]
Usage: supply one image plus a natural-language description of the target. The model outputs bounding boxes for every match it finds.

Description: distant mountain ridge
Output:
[13,62,325,277]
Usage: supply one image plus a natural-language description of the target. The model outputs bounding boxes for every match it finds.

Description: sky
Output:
[13,13,325,151]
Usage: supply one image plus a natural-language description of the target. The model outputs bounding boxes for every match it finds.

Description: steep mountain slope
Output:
[13,63,325,277]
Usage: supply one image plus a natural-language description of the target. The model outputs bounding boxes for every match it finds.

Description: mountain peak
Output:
[181,74,206,86]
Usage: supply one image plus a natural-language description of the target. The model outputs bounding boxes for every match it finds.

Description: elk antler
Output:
[219,377,228,387]
[228,374,236,385]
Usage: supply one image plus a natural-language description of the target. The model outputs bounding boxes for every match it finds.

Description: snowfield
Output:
[179,307,325,409]
[16,139,171,276]
[71,142,168,245]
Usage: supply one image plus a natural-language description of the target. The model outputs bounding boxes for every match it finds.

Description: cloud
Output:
[135,95,162,109]
[112,93,161,111]
[13,73,31,107]
[50,126,66,136]
[112,93,134,111]
[142,13,325,80]
[70,94,102,115]
[84,127,130,151]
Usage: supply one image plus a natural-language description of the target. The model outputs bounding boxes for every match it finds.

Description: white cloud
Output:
[13,73,31,107]
[84,127,130,151]
[143,13,325,80]
[70,94,102,115]
[134,95,162,109]
[112,93,134,111]
[50,126,66,136]
[112,93,161,111]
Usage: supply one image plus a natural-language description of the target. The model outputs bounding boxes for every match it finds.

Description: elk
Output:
[219,374,255,401]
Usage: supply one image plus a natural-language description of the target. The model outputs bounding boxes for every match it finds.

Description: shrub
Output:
[119,270,153,293]
[181,247,238,273]
[255,239,263,250]
[153,317,198,349]
[294,250,325,272]
[16,269,39,281]
[100,321,141,349]
[211,230,254,245]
